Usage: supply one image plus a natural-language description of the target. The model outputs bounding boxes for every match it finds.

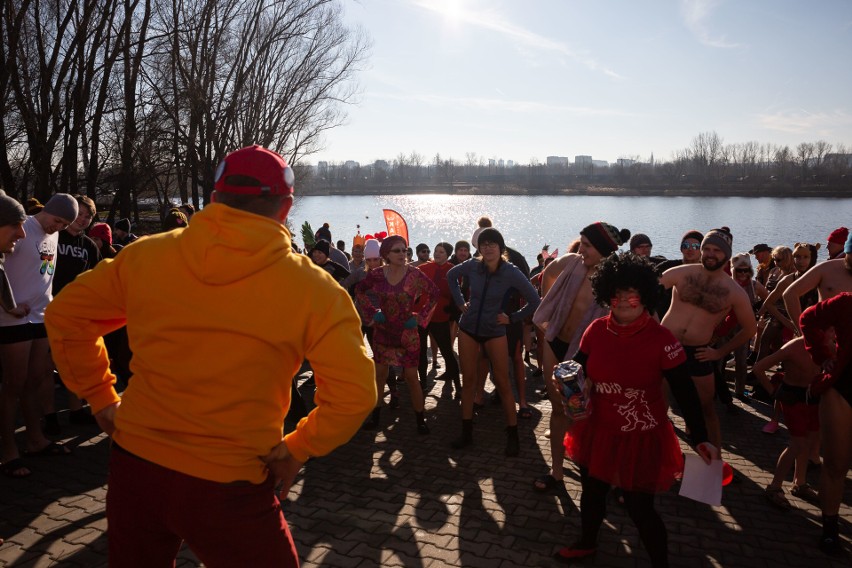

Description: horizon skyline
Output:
[308,0,852,167]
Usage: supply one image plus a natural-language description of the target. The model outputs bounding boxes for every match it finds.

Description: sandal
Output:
[764,486,790,510]
[791,483,819,503]
[517,407,533,419]
[533,474,564,493]
[22,441,71,457]
[1,458,32,478]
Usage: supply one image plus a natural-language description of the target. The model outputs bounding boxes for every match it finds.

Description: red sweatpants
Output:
[106,444,299,567]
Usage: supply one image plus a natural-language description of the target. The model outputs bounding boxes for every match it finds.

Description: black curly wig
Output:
[590,252,660,310]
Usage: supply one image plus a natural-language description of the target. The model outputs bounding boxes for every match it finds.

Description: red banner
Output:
[382,209,409,245]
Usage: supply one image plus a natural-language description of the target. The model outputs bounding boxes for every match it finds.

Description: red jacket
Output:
[417,261,453,323]
[801,292,852,395]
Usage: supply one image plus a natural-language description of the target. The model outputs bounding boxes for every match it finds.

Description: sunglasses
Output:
[610,293,641,308]
[734,268,751,274]
[389,248,406,254]
[681,242,701,250]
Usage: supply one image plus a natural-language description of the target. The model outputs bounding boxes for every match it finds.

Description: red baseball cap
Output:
[213,145,295,195]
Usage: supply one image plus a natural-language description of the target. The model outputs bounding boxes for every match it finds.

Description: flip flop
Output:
[533,474,564,493]
[22,441,71,457]
[1,458,32,478]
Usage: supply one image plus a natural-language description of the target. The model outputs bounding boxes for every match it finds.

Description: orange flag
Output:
[382,209,409,244]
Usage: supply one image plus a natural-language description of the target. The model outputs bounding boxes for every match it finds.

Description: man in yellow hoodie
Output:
[45,145,376,567]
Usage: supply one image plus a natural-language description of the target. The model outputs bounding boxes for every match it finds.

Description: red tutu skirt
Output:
[564,418,684,493]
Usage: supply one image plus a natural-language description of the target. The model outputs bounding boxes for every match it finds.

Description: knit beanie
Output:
[702,228,733,260]
[477,227,506,252]
[455,240,471,252]
[364,238,380,259]
[88,222,112,246]
[580,222,630,256]
[829,227,849,245]
[313,239,331,257]
[162,208,188,231]
[629,233,652,250]
[682,230,704,243]
[471,227,484,249]
[42,193,79,222]
[315,223,332,242]
[0,190,26,227]
[115,218,131,233]
[379,235,406,260]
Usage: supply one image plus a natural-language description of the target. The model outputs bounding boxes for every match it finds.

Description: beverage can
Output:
[554,360,590,420]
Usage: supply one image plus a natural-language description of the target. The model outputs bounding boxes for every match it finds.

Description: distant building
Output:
[617,158,636,167]
[592,160,608,168]
[498,159,505,168]
[344,160,360,169]
[507,160,514,168]
[547,156,569,166]
[317,161,328,175]
[824,153,852,167]
[574,155,592,166]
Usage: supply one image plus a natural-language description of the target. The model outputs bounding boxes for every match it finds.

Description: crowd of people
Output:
[0,145,849,566]
[296,212,851,564]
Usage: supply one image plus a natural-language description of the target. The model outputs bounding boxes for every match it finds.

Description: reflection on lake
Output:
[290,195,850,262]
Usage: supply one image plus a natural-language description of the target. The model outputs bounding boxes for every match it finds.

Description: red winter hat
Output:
[88,222,112,246]
[214,145,295,195]
[828,227,849,245]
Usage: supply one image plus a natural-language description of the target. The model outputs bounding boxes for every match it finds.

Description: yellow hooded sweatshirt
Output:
[45,203,376,484]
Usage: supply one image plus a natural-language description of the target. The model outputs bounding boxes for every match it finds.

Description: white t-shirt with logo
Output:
[0,216,59,326]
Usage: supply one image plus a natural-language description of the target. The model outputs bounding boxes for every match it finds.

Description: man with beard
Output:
[660,228,756,452]
[783,231,852,334]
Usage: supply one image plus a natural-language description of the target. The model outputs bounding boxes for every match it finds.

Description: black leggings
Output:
[577,467,669,568]
[418,321,461,388]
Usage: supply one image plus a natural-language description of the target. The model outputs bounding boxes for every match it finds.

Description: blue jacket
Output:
[447,259,541,338]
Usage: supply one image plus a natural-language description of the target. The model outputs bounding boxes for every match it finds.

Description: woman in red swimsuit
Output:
[555,253,718,567]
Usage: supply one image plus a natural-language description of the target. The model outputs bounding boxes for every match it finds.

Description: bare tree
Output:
[408,150,423,184]
[795,142,814,180]
[813,140,832,169]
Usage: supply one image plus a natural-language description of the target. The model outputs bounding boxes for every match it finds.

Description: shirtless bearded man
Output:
[531,222,630,492]
[660,228,757,451]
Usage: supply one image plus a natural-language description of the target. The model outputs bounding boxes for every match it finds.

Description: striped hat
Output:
[580,222,630,256]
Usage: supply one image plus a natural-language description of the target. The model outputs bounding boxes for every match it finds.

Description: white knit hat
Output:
[364,239,380,259]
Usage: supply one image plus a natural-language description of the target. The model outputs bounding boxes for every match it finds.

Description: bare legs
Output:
[1,338,54,466]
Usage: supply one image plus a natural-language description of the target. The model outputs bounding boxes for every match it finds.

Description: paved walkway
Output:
[1,360,850,567]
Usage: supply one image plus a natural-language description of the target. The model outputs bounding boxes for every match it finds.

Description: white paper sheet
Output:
[678,455,723,506]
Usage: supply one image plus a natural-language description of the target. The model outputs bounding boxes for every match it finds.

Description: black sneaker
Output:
[819,536,844,556]
[417,422,430,435]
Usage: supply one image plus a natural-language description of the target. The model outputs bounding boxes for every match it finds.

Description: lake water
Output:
[289,195,851,262]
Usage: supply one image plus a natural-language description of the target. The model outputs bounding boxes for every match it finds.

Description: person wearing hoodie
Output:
[45,145,376,567]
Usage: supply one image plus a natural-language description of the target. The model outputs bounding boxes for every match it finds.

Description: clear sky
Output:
[310,0,852,167]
